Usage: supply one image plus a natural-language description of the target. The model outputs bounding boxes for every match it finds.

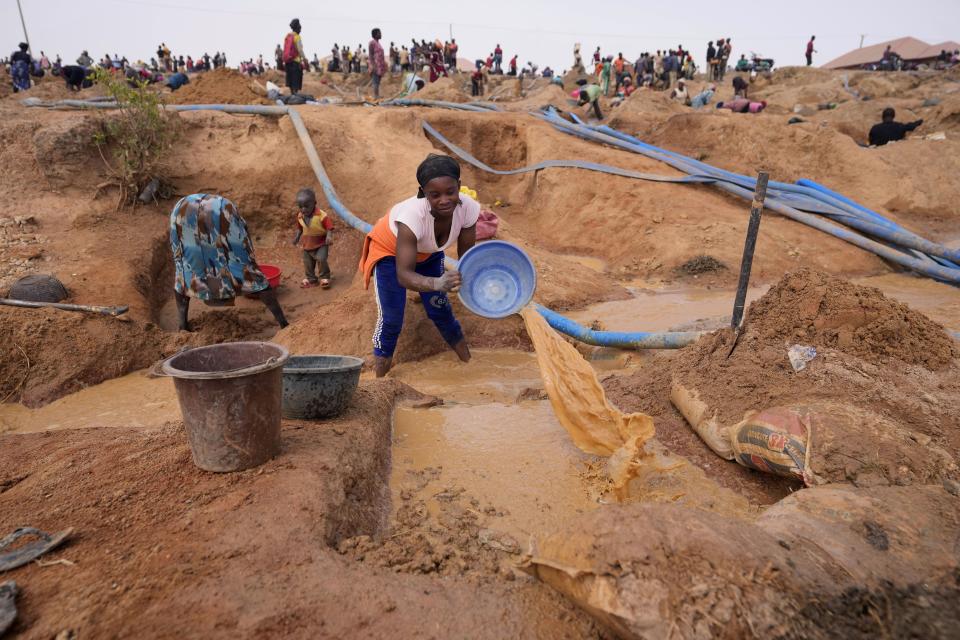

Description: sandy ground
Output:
[1,64,959,638]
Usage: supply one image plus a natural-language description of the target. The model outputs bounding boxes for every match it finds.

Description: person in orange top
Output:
[292,188,334,289]
[613,52,626,90]
[358,154,478,377]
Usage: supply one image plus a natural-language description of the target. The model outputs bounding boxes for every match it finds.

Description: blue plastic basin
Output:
[457,240,536,318]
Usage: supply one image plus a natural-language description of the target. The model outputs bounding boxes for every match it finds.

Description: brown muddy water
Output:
[4,271,958,511]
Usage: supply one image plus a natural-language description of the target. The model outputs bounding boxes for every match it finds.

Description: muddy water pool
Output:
[0,370,178,434]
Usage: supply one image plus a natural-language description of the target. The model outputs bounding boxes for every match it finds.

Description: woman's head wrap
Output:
[416,154,460,198]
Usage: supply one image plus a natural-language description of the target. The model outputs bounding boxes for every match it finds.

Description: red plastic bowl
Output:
[260,264,282,288]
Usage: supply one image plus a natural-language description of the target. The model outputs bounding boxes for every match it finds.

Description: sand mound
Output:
[165,68,269,105]
[926,92,960,134]
[667,269,959,440]
[415,77,470,103]
[740,268,956,369]
[502,83,574,112]
[0,307,166,408]
[603,270,960,500]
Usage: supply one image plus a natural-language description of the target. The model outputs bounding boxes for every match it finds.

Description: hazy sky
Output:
[3,0,959,70]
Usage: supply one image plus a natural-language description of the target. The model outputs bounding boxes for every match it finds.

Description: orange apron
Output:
[358,216,431,289]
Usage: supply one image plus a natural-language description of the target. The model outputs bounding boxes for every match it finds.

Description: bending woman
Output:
[359,155,478,377]
[170,193,288,331]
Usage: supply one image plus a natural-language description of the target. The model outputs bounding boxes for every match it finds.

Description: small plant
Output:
[92,69,178,206]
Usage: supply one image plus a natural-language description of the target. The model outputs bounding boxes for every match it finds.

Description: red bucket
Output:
[260,264,282,288]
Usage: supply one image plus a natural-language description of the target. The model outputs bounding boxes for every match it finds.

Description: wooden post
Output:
[730,171,770,329]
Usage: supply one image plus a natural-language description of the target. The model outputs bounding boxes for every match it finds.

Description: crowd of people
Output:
[571,40,735,98]
[2,38,242,93]
[8,25,959,107]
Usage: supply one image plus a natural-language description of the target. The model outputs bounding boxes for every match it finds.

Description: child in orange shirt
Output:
[292,187,334,289]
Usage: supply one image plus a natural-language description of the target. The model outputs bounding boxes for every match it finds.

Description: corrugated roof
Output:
[822,36,951,69]
[919,41,960,58]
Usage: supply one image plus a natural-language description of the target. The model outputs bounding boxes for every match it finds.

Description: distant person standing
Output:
[706,41,717,80]
[720,38,732,80]
[806,36,817,66]
[471,63,485,96]
[10,43,32,92]
[614,52,626,89]
[369,28,386,100]
[274,44,283,70]
[868,107,922,146]
[449,39,459,72]
[282,18,308,94]
[601,56,612,95]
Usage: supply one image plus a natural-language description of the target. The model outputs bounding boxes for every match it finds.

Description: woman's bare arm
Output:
[395,222,460,292]
[457,224,476,258]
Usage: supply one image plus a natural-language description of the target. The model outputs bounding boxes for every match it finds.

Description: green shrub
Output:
[92,69,178,205]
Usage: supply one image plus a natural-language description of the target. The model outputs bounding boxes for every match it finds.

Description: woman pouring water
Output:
[359,154,478,377]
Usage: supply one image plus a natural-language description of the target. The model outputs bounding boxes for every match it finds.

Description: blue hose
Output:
[795,178,899,229]
[466,101,503,111]
[796,178,960,269]
[286,109,374,234]
[423,121,715,184]
[587,121,960,268]
[540,112,960,281]
[382,98,494,113]
[534,305,703,348]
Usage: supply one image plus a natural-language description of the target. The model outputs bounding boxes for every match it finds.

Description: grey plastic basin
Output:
[281,355,363,420]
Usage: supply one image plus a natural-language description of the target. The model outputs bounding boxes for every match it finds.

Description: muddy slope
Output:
[0,380,600,639]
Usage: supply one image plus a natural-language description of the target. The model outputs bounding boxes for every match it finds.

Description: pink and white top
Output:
[388,194,480,254]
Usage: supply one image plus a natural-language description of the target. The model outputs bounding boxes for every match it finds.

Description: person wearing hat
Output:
[282,18,308,94]
[358,154,479,377]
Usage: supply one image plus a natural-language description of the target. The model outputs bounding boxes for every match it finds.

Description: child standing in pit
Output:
[292,188,334,289]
